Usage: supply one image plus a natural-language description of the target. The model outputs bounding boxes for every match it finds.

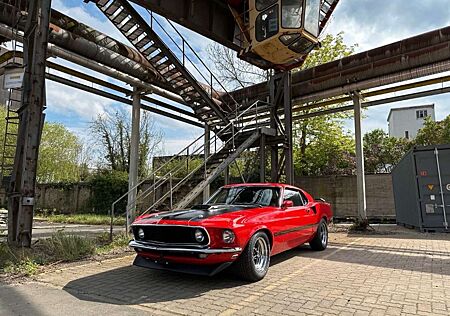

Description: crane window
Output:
[255,5,279,42]
[304,0,320,36]
[289,37,314,54]
[256,0,277,11]
[282,0,303,28]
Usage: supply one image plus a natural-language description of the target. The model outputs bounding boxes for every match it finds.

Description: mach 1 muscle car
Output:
[129,183,332,281]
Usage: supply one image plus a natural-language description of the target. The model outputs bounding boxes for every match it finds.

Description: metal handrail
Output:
[148,11,241,115]
[127,99,261,208]
[141,100,263,214]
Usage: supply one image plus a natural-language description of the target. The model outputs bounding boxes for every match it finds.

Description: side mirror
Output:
[282,200,293,209]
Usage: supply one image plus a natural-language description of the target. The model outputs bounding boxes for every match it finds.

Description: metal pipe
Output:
[293,59,450,104]
[50,9,156,72]
[294,86,450,120]
[0,22,188,105]
[46,73,204,128]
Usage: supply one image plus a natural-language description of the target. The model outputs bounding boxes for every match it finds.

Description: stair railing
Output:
[109,100,265,238]
[140,100,264,215]
[148,10,242,119]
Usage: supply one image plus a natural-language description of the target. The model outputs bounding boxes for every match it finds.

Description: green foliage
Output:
[38,231,96,262]
[35,213,126,226]
[363,129,413,174]
[415,115,450,146]
[297,32,358,71]
[294,119,356,176]
[96,232,130,254]
[90,110,162,177]
[87,170,129,214]
[292,33,358,176]
[1,231,129,277]
[154,156,203,178]
[37,123,83,182]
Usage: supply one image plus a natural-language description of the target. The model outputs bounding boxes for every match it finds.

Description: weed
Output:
[35,213,126,226]
[37,231,96,262]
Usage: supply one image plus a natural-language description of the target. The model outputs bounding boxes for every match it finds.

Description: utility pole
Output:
[8,0,52,247]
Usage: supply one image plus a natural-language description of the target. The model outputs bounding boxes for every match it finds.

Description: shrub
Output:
[38,231,96,262]
[88,170,129,214]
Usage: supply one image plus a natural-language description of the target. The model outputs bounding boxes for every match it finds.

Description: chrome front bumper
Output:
[129,240,242,254]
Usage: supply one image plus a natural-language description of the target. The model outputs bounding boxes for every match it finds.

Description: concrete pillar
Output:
[203,124,211,202]
[127,87,141,229]
[352,92,367,222]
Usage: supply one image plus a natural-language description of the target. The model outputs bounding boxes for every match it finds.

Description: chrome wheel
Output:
[320,222,328,247]
[252,237,269,273]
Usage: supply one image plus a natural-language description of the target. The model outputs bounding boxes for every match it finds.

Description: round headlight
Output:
[137,228,145,239]
[194,229,205,243]
[222,230,235,244]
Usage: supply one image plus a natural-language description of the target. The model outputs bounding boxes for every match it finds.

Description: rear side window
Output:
[283,189,303,206]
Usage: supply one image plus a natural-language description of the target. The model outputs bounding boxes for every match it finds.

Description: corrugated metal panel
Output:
[392,144,450,232]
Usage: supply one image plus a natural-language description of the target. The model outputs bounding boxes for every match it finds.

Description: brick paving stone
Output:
[20,230,448,315]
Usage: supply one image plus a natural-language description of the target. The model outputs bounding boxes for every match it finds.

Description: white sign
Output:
[3,68,24,89]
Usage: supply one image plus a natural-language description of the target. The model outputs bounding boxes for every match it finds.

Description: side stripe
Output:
[274,223,319,237]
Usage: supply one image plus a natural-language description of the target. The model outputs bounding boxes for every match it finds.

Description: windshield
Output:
[207,186,281,207]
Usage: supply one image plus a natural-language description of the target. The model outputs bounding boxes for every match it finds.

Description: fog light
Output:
[194,229,205,243]
[222,230,235,244]
[198,254,208,259]
[138,228,145,239]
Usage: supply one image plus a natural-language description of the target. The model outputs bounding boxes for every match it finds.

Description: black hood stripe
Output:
[152,205,258,222]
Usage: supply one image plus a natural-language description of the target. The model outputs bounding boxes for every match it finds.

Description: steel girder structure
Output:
[7,0,51,247]
[229,26,450,108]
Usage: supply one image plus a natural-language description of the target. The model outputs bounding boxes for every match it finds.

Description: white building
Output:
[387,104,435,139]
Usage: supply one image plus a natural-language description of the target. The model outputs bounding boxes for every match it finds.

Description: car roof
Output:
[223,183,299,190]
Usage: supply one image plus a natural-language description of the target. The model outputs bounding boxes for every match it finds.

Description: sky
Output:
[36,0,450,156]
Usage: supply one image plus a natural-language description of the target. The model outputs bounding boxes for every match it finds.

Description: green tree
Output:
[37,123,84,183]
[363,129,412,174]
[90,109,162,177]
[0,106,85,183]
[415,115,450,146]
[293,33,358,176]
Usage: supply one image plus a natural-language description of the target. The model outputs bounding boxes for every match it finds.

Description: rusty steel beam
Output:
[230,26,450,105]
[127,0,239,51]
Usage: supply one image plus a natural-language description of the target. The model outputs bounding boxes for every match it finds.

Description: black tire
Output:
[310,219,328,251]
[234,231,271,282]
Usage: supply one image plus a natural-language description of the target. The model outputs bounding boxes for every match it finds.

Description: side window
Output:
[299,191,309,205]
[283,189,303,206]
[255,5,279,42]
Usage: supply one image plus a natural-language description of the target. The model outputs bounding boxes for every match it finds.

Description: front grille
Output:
[133,225,209,246]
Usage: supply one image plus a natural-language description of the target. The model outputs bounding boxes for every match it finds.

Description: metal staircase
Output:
[174,130,262,209]
[93,0,240,125]
[108,101,276,234]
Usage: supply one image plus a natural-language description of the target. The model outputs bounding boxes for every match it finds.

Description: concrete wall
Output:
[0,174,396,218]
[35,183,92,214]
[295,174,395,219]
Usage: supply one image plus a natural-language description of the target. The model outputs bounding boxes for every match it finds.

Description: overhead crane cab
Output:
[229,0,326,70]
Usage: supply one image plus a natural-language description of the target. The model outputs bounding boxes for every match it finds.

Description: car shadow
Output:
[63,238,450,305]
[62,246,315,306]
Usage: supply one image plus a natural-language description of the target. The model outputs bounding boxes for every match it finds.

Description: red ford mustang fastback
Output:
[129,183,333,281]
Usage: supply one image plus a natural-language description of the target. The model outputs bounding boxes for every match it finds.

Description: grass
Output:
[0,231,131,277]
[35,213,126,226]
